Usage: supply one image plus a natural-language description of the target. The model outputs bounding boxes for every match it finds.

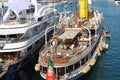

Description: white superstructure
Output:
[0,0,59,77]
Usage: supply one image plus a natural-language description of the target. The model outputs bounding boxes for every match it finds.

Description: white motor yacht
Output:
[0,0,59,79]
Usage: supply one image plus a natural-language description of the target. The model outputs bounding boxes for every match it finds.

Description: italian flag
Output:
[46,57,55,80]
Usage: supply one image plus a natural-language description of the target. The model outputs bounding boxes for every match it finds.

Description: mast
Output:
[74,0,77,27]
[74,0,89,27]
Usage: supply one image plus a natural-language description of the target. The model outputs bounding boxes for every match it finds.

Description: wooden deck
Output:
[38,11,102,68]
[39,43,90,67]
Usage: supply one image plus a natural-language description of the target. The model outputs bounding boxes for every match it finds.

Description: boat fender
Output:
[82,66,90,73]
[89,59,96,66]
[97,48,101,56]
[34,64,40,71]
[99,43,103,51]
[105,44,109,49]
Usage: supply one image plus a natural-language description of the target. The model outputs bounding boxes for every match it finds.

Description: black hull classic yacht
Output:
[35,0,109,80]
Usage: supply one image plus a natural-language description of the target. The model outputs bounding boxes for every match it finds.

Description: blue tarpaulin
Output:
[5,63,19,80]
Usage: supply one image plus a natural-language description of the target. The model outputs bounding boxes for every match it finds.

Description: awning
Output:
[5,0,32,17]
[58,29,80,39]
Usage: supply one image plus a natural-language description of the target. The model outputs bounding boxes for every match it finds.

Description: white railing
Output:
[45,25,56,45]
[82,26,91,46]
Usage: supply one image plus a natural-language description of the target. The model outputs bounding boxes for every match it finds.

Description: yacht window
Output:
[0,35,6,38]
[74,62,80,69]
[7,34,23,38]
[38,17,43,21]
[9,12,16,20]
[27,46,32,52]
[57,67,65,76]
[91,30,95,35]
[66,65,73,73]
[0,53,4,59]
[81,58,86,66]
[8,34,17,38]
[26,8,35,13]
[35,40,39,45]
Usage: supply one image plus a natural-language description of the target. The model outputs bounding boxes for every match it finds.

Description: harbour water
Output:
[33,0,120,80]
[80,0,120,80]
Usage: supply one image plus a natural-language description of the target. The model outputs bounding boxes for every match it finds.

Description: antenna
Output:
[88,0,92,12]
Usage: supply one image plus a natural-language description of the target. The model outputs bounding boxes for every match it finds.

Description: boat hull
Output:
[40,51,98,80]
[67,53,98,80]
[0,30,54,80]
[39,24,107,80]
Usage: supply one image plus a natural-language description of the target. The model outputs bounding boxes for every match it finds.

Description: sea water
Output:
[79,0,120,80]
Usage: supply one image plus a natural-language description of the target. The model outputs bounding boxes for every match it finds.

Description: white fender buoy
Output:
[89,59,96,66]
[97,48,101,56]
[82,66,90,73]
[34,64,40,71]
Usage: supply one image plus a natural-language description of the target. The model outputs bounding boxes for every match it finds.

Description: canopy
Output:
[5,0,32,16]
[58,29,80,39]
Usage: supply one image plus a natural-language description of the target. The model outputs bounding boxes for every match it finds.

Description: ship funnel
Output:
[79,0,88,19]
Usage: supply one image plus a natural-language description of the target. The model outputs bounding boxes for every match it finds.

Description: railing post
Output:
[45,25,56,45]
[82,26,91,46]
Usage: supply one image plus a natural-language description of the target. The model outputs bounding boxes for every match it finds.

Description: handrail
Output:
[82,26,91,46]
[45,24,56,45]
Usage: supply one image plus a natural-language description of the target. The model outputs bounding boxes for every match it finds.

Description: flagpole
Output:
[46,57,55,80]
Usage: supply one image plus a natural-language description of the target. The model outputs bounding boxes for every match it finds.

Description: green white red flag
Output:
[46,57,55,80]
